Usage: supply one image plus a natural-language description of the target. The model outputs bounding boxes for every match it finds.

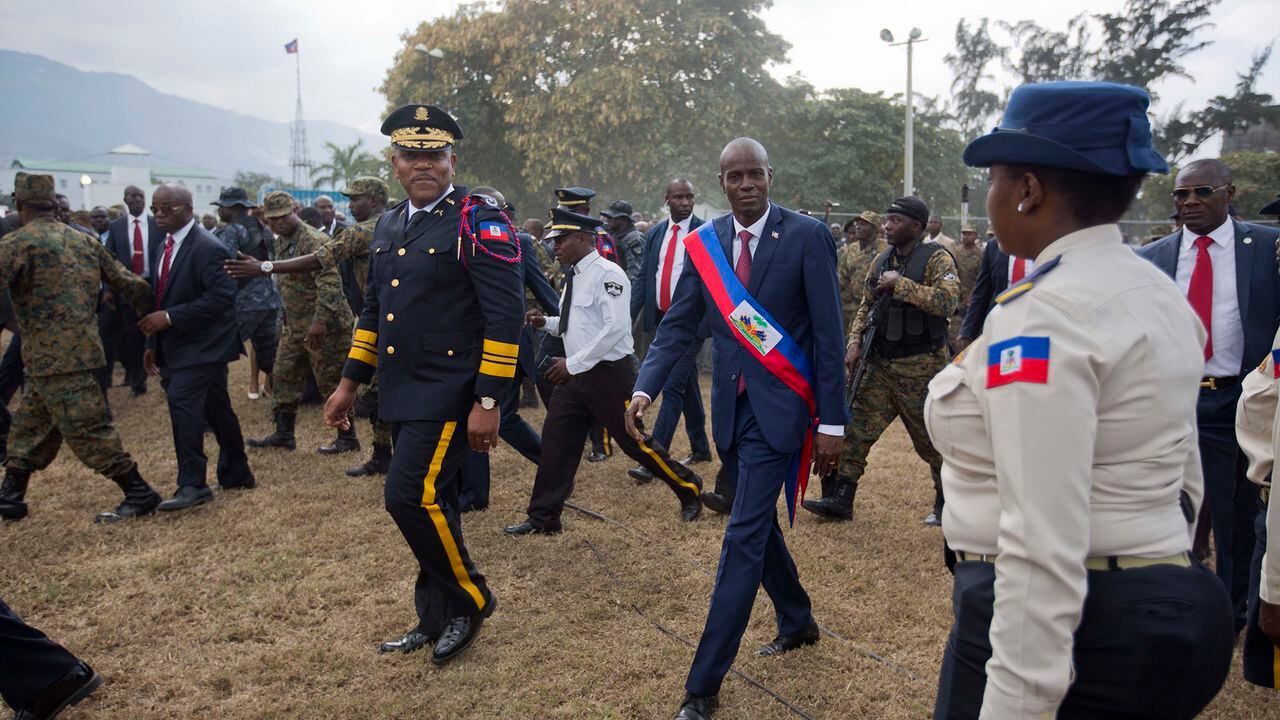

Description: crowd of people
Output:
[2,79,1280,720]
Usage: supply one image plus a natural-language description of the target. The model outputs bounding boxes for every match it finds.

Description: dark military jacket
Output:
[0,216,153,376]
[342,187,524,422]
[221,215,282,311]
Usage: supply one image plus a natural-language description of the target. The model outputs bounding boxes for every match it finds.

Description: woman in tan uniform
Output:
[926,81,1233,719]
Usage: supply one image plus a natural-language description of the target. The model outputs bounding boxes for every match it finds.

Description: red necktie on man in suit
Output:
[735,229,753,395]
[1187,236,1214,361]
[132,218,145,274]
[155,234,175,305]
[1010,256,1027,284]
[658,223,681,312]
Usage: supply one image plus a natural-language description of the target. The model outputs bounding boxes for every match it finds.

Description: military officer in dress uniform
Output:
[324,103,522,664]
[927,81,1233,719]
[503,208,703,536]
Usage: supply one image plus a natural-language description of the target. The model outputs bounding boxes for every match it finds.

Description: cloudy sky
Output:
[2,0,1276,136]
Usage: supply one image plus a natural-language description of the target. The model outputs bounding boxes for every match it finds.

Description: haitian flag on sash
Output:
[683,223,817,526]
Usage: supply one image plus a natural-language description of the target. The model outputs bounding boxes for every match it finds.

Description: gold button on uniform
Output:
[387,346,396,355]
[398,248,406,256]
[386,313,395,322]
[447,350,454,356]
[429,248,436,254]
[391,279,399,287]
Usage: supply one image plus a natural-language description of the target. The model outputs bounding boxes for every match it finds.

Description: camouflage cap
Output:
[12,172,56,203]
[844,209,881,230]
[262,191,296,219]
[341,176,389,202]
[961,224,977,233]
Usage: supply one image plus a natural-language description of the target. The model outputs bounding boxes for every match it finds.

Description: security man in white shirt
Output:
[504,208,703,535]
[927,81,1233,720]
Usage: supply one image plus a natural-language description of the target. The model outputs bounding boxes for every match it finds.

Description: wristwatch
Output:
[478,396,497,411]
[260,260,274,275]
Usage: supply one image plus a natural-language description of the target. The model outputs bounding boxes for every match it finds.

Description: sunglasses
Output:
[1170,184,1229,202]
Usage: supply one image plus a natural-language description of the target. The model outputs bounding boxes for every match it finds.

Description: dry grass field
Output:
[3,364,1278,719]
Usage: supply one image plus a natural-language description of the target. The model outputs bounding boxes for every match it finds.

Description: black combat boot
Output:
[318,422,360,455]
[248,412,296,450]
[801,475,856,521]
[346,443,391,477]
[94,466,161,524]
[0,469,31,521]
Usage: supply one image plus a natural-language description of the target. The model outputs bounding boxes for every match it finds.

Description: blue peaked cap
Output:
[963,81,1168,176]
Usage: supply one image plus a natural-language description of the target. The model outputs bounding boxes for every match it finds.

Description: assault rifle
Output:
[845,290,893,408]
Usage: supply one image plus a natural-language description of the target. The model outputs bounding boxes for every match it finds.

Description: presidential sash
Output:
[683,222,817,525]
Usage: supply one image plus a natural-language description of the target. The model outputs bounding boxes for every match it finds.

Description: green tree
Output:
[310,140,384,189]
[945,19,1005,142]
[231,170,285,199]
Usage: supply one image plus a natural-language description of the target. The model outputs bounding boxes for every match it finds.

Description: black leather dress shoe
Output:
[378,630,434,654]
[757,621,820,656]
[627,465,655,484]
[700,492,733,515]
[586,451,608,463]
[157,485,214,512]
[680,452,713,465]
[16,661,102,720]
[680,496,702,522]
[218,475,257,491]
[503,520,561,536]
[674,693,718,720]
[431,595,497,665]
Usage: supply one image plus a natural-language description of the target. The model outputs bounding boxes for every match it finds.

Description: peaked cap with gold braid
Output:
[380,103,464,151]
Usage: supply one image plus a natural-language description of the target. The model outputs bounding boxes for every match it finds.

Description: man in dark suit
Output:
[957,235,1034,348]
[626,138,847,720]
[1135,158,1280,631]
[627,179,713,486]
[106,185,162,396]
[139,185,254,512]
[315,194,361,317]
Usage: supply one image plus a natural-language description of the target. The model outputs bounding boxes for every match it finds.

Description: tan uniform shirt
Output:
[924,224,1205,718]
[1237,327,1280,603]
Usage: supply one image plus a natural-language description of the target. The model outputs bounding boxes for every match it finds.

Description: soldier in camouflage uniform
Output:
[836,210,883,339]
[601,200,646,286]
[213,187,283,397]
[803,196,959,526]
[949,224,984,347]
[0,173,164,524]
[245,191,354,453]
[228,178,392,474]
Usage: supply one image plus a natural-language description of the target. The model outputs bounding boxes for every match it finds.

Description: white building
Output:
[3,144,229,214]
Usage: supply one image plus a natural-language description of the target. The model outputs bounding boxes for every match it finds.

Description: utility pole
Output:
[881,28,926,197]
[287,39,312,189]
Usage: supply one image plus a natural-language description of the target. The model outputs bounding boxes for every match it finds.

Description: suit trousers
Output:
[649,338,710,458]
[159,362,251,489]
[96,303,124,392]
[685,393,813,697]
[933,560,1232,719]
[526,357,700,529]
[0,332,24,403]
[1243,506,1279,687]
[0,596,80,712]
[458,370,541,510]
[386,419,492,634]
[119,304,148,391]
[1196,382,1258,629]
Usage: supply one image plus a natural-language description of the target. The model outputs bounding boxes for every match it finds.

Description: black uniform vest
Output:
[874,241,948,358]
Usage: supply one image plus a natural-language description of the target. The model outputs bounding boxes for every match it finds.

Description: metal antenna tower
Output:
[289,46,311,188]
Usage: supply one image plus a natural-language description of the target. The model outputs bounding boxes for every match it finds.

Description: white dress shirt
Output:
[1174,218,1242,377]
[161,218,196,271]
[404,184,455,227]
[544,250,634,375]
[925,224,1205,718]
[129,213,151,278]
[654,215,693,303]
[1006,256,1034,285]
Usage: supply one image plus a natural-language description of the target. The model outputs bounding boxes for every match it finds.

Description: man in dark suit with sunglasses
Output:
[1136,158,1280,633]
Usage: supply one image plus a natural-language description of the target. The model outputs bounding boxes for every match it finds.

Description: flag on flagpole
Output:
[284,38,298,54]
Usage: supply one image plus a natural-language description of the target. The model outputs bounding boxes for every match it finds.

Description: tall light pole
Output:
[881,28,926,197]
[413,43,445,77]
[79,174,92,211]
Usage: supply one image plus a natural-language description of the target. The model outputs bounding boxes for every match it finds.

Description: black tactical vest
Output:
[873,241,948,358]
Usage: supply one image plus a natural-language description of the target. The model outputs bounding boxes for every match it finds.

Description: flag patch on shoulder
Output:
[986,336,1050,388]
[1272,348,1280,378]
[479,222,511,243]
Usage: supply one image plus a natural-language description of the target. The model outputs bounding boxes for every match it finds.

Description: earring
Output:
[1017,203,1024,213]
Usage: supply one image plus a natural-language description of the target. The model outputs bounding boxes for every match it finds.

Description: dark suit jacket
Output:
[635,205,848,454]
[1135,220,1280,374]
[632,215,704,332]
[146,224,240,370]
[106,214,163,274]
[959,239,1011,341]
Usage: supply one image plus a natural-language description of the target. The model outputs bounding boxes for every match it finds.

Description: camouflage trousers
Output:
[354,373,392,447]
[842,348,947,487]
[6,370,135,478]
[272,320,352,415]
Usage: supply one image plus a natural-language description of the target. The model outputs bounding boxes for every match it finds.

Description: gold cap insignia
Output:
[414,106,430,121]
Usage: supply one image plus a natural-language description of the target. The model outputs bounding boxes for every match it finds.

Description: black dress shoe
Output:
[674,693,718,720]
[129,386,147,398]
[431,595,497,665]
[218,475,257,491]
[503,520,561,536]
[157,485,214,512]
[700,492,733,515]
[681,496,702,522]
[16,661,102,720]
[680,452,713,465]
[378,630,434,654]
[460,501,489,513]
[628,465,655,484]
[586,451,608,463]
[757,621,820,656]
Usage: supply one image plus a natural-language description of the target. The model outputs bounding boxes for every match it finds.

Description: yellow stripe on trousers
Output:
[627,400,699,495]
[419,421,486,610]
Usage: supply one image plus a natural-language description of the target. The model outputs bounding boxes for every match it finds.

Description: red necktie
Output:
[658,223,681,312]
[1187,236,1214,361]
[156,234,175,304]
[132,219,144,274]
[735,230,753,395]
[1010,256,1026,284]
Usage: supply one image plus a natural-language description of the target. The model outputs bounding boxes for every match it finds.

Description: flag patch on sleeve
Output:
[1272,348,1280,378]
[479,222,511,243]
[986,336,1050,388]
